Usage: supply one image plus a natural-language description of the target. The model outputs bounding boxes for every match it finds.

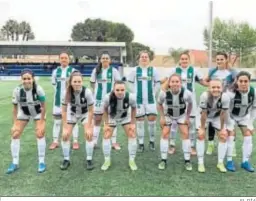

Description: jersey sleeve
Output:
[51,69,57,85]
[153,67,161,83]
[129,93,137,108]
[103,93,110,109]
[221,93,230,110]
[157,90,166,104]
[85,88,94,106]
[113,68,121,81]
[90,68,96,83]
[184,90,193,104]
[199,92,208,109]
[127,68,136,83]
[37,85,46,102]
[195,68,204,80]
[12,87,19,105]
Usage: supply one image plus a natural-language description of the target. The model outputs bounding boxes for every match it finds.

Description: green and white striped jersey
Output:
[127,66,160,105]
[90,66,121,101]
[51,66,75,107]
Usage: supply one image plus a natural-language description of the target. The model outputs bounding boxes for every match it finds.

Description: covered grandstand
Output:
[0,41,126,76]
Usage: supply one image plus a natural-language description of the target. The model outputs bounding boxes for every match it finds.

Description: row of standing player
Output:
[6,50,250,173]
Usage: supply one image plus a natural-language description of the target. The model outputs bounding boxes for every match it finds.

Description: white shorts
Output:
[17,108,44,121]
[53,105,62,116]
[67,112,88,125]
[196,114,223,131]
[108,113,131,127]
[136,103,157,118]
[94,100,104,115]
[227,114,254,131]
[164,114,187,126]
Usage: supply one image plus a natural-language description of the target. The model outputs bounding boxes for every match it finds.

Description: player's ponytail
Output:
[109,91,117,118]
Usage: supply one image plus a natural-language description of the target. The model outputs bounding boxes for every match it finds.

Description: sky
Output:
[0,0,256,54]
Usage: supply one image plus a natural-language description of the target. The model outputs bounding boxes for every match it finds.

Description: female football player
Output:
[196,79,230,173]
[50,52,79,150]
[166,52,208,155]
[101,81,137,171]
[205,52,237,156]
[7,69,46,174]
[90,53,121,150]
[60,71,94,170]
[127,50,160,152]
[158,74,193,171]
[225,71,256,172]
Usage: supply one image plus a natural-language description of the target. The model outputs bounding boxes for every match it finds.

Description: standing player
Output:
[127,51,160,152]
[205,52,237,156]
[196,79,230,173]
[158,74,193,170]
[101,81,137,171]
[225,71,256,172]
[49,52,79,150]
[7,69,46,174]
[60,71,94,170]
[166,52,208,155]
[90,53,121,150]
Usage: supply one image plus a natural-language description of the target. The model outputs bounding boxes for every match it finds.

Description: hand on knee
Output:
[128,124,136,138]
[36,126,45,139]
[218,131,227,142]
[104,125,112,139]
[11,126,21,139]
[162,127,170,139]
[62,131,70,142]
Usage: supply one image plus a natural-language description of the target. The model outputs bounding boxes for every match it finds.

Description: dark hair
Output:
[96,52,111,75]
[216,52,228,60]
[179,50,190,59]
[21,69,37,92]
[109,80,126,118]
[65,70,83,103]
[231,71,251,92]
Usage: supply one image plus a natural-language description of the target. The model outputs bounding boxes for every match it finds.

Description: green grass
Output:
[0,77,256,196]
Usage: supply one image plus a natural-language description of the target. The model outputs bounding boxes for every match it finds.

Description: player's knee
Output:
[11,127,21,139]
[244,129,252,137]
[218,132,227,142]
[36,130,45,139]
[128,125,136,138]
[181,130,189,140]
[197,133,205,140]
[103,126,111,139]
[162,127,169,139]
[148,115,156,121]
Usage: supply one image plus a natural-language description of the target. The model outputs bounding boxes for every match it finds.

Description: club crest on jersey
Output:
[124,103,128,108]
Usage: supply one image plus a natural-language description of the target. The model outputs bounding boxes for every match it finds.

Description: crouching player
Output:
[225,71,256,172]
[101,81,137,171]
[60,71,94,170]
[196,79,230,173]
[7,69,46,174]
[158,74,193,171]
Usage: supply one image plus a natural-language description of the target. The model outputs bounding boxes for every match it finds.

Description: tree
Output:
[71,18,135,62]
[163,47,186,65]
[0,19,35,41]
[203,17,256,66]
